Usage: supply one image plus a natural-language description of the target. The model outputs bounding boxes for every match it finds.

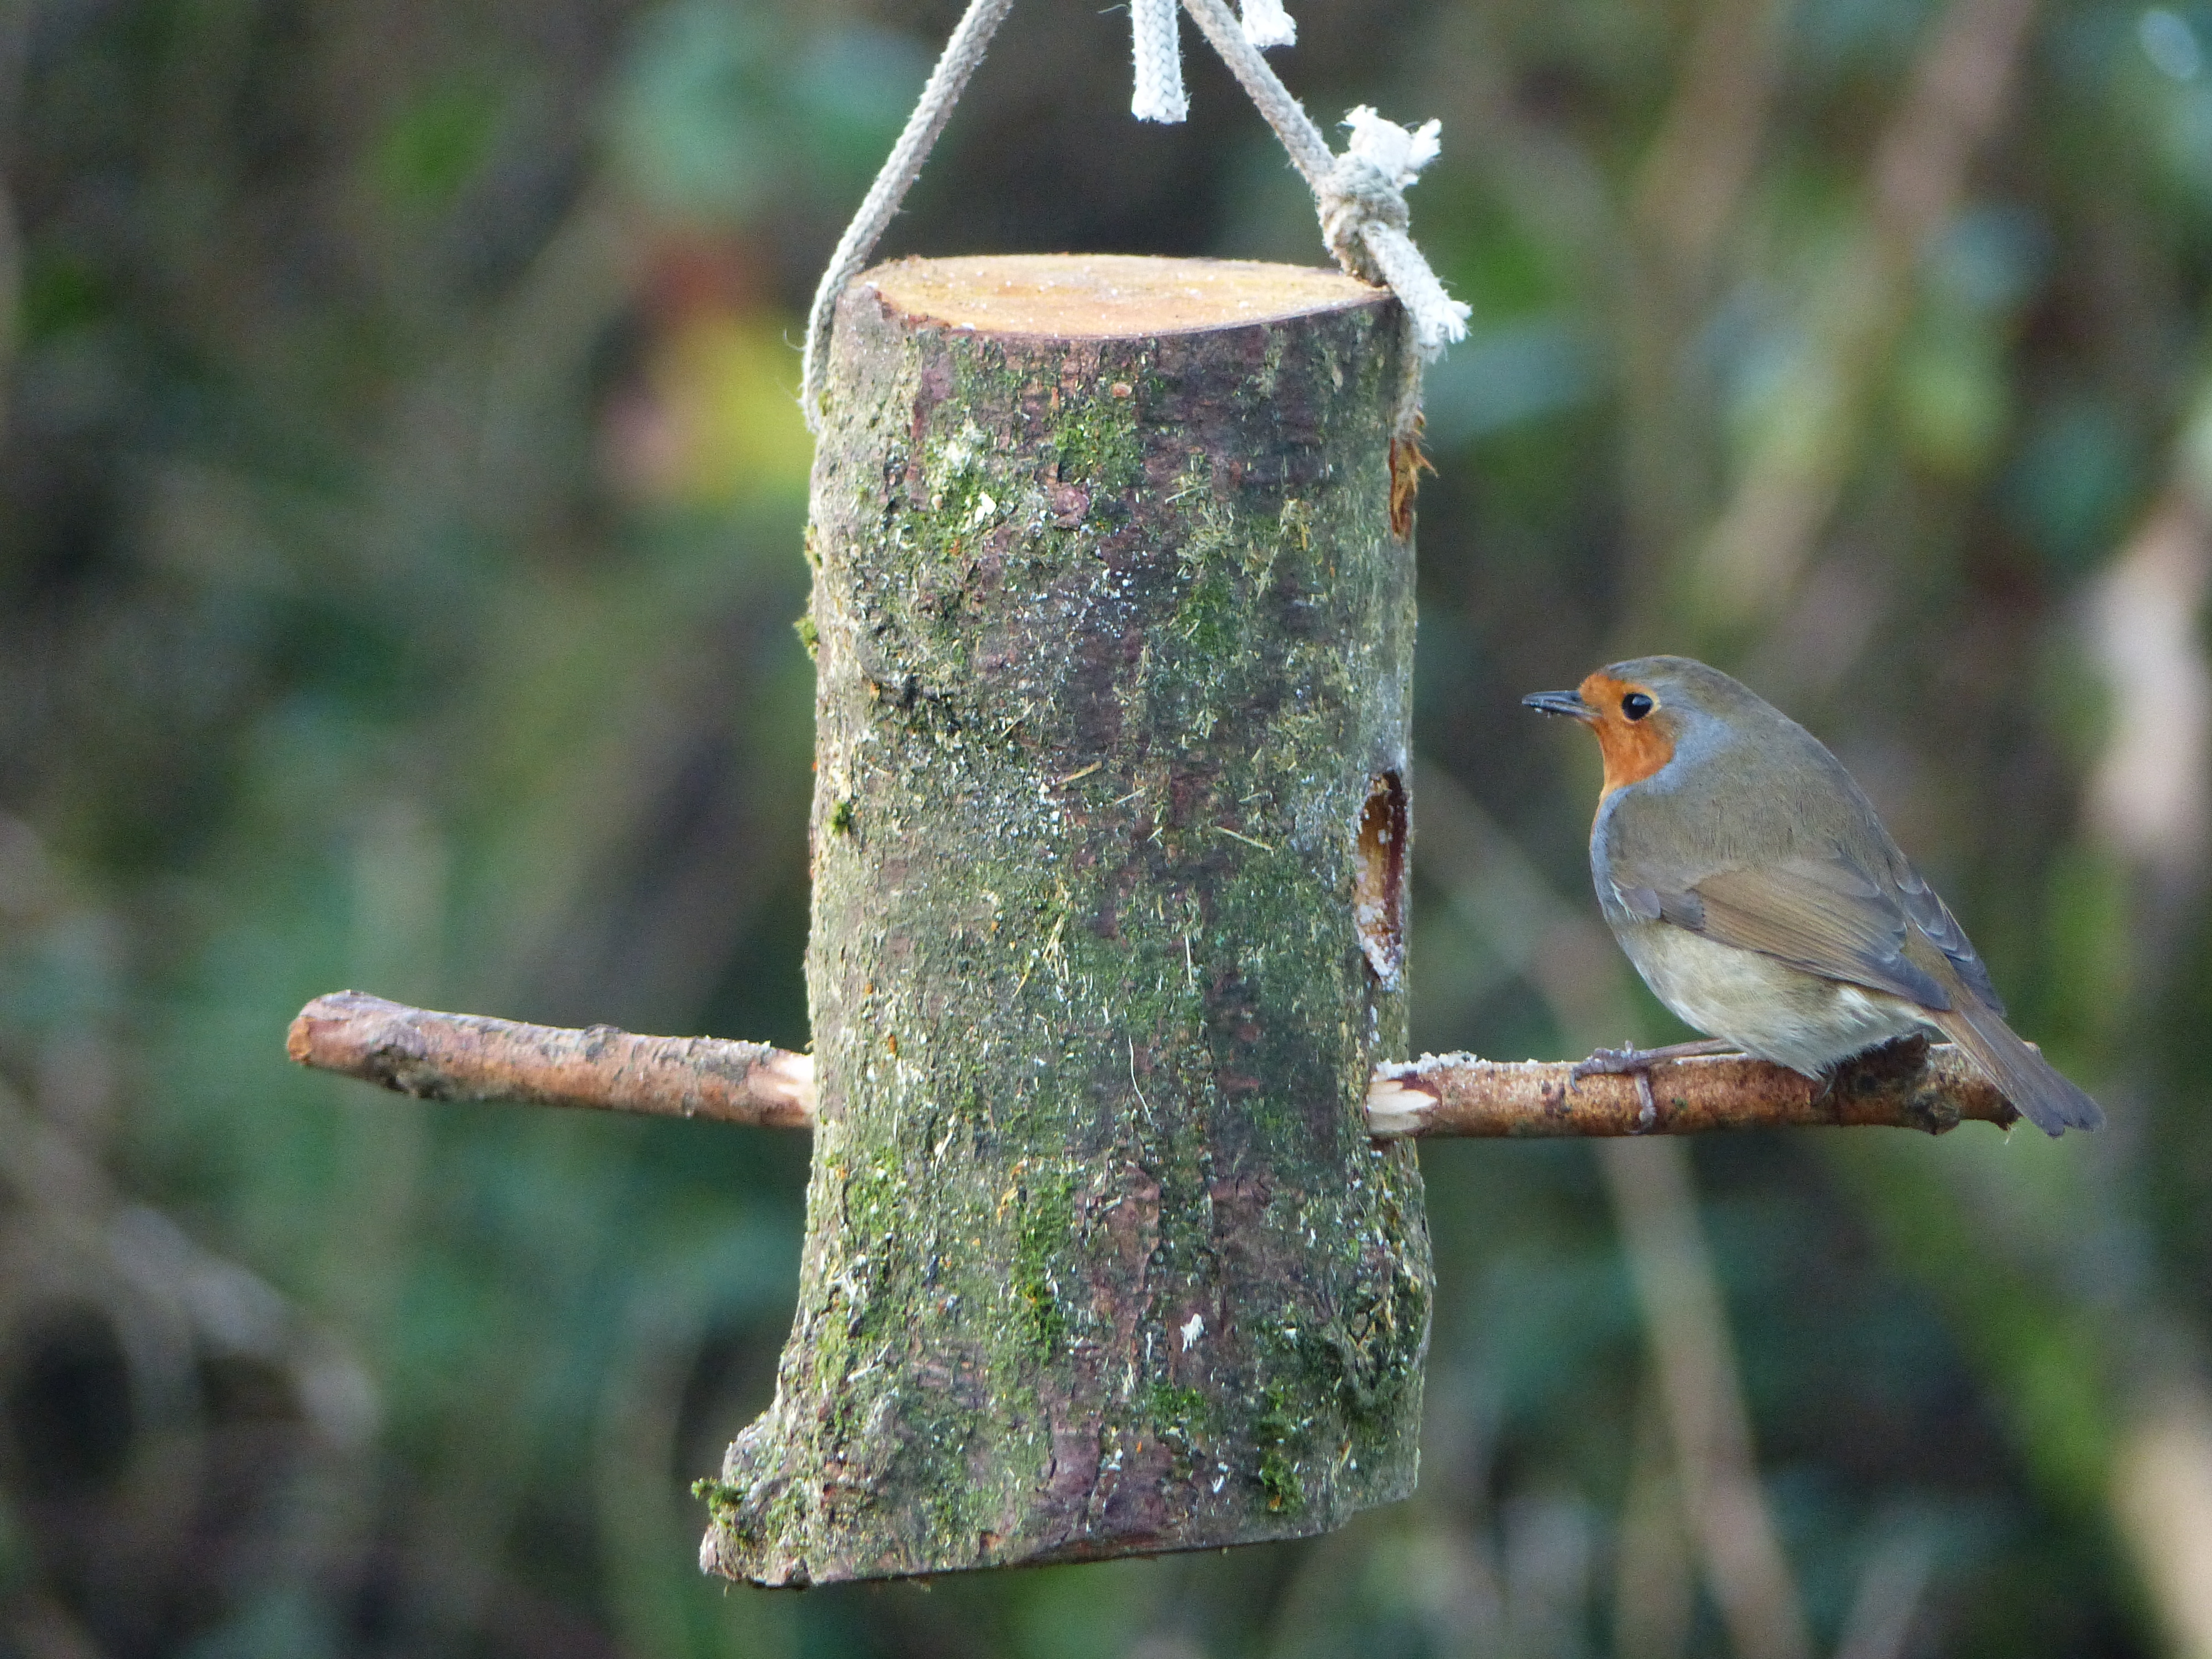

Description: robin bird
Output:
[1523,656,2103,1137]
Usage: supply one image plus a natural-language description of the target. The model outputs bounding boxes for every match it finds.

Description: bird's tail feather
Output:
[1931,999,2104,1137]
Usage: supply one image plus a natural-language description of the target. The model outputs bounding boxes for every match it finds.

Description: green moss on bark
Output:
[703,258,1431,1586]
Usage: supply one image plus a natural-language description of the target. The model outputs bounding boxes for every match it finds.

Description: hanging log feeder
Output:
[687,253,1429,1584]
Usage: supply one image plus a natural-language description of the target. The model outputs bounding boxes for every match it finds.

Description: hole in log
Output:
[1355,771,1407,983]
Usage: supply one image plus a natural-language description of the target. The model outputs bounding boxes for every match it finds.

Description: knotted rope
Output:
[798,0,1468,435]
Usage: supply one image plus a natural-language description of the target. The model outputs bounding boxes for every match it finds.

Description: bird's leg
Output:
[1569,1036,1741,1083]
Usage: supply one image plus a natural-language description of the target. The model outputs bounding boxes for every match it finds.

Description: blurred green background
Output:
[3,0,2211,1651]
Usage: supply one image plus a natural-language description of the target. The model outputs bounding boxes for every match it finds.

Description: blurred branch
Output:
[0,1072,377,1619]
[2085,393,2212,1659]
[2089,482,2212,900]
[285,990,816,1130]
[1866,0,2039,254]
[1630,0,1786,289]
[2111,1381,2212,1659]
[1621,0,1787,582]
[1833,1522,1937,1659]
[1603,1138,1814,1659]
[1693,0,2041,627]
[0,0,25,441]
[1613,1377,1696,1658]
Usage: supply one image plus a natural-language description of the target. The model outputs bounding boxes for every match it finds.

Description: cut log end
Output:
[863,253,1381,339]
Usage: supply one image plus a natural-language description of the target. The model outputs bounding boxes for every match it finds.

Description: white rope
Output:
[1131,0,1188,123]
[1323,107,1470,358]
[802,0,1468,438]
[1171,0,1334,184]
[799,0,1017,431]
[1175,0,1468,363]
[1240,0,1297,49]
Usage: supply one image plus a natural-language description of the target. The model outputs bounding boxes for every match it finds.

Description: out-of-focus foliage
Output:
[1,0,2209,1652]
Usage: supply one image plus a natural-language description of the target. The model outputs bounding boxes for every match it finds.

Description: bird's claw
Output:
[1632,1068,1658,1132]
[1567,1043,1666,1130]
[1569,1038,1744,1129]
[1569,1036,1740,1084]
[1570,1042,1659,1083]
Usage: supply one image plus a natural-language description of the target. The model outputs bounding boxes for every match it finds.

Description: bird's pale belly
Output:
[1612,920,1933,1076]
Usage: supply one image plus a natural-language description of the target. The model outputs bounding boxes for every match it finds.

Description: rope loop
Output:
[799,0,1467,431]
[1316,108,1467,357]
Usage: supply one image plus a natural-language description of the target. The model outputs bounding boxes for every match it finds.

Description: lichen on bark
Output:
[702,255,1432,1585]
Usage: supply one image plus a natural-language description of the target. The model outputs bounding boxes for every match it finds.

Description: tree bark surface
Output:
[701,255,1431,1584]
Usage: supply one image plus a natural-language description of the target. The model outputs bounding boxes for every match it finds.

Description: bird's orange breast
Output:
[1580,672,1676,797]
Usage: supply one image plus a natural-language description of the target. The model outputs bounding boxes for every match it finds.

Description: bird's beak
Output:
[1522,689,1596,722]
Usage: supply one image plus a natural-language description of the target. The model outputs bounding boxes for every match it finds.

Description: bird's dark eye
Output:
[1621,692,1654,721]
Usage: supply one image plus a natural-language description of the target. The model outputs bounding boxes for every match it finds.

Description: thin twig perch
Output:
[285,991,815,1130]
[289,992,2018,1139]
[1372,1039,2018,1136]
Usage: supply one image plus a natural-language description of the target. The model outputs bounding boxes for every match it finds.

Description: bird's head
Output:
[1523,656,1762,797]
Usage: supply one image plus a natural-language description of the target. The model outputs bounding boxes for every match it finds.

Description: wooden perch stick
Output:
[290,992,2018,1139]
[285,991,816,1130]
[1369,1036,2018,1136]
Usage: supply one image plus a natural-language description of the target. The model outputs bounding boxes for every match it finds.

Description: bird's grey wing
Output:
[1892,863,2005,1015]
[1611,850,1952,1010]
